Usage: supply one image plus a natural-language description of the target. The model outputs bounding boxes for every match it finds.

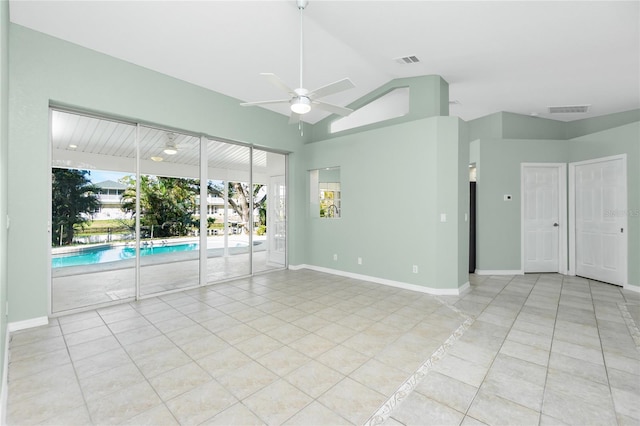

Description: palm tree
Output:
[120,175,199,238]
[51,168,100,246]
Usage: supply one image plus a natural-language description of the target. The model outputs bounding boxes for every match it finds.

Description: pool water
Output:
[52,243,198,268]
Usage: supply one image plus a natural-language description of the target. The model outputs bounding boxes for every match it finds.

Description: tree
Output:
[208,182,266,233]
[51,168,101,246]
[121,175,199,238]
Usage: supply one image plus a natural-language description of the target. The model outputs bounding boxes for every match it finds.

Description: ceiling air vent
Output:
[548,105,591,114]
[395,55,421,64]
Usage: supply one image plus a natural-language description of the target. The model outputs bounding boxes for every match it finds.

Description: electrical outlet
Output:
[357,257,362,265]
[333,254,338,261]
[412,265,418,273]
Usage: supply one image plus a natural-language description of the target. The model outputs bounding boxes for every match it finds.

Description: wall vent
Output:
[548,105,590,114]
[395,55,421,64]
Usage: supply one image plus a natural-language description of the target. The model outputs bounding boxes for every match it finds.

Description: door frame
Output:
[568,154,628,285]
[520,163,567,274]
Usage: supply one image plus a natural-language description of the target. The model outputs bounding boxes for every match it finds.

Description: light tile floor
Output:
[6,271,640,425]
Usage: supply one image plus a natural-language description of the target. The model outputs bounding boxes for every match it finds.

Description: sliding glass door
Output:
[253,149,287,272]
[50,109,288,314]
[138,126,201,296]
[51,110,137,312]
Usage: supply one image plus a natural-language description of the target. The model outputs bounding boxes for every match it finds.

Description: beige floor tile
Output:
[197,346,253,378]
[79,362,145,402]
[314,322,360,344]
[7,348,71,381]
[72,347,131,379]
[37,404,93,426]
[179,333,229,360]
[264,322,309,344]
[9,335,68,362]
[216,323,263,344]
[284,401,353,425]
[201,402,265,425]
[285,360,345,398]
[415,370,478,414]
[148,361,213,401]
[390,391,464,426]
[62,324,113,347]
[243,379,314,425]
[8,362,78,403]
[257,346,311,376]
[8,380,85,425]
[432,353,488,388]
[318,377,386,425]
[288,333,337,358]
[166,380,238,425]
[8,271,640,426]
[350,358,408,397]
[480,369,544,412]
[85,381,162,425]
[165,323,213,346]
[468,389,540,426]
[217,360,279,399]
[134,346,192,378]
[121,404,180,426]
[235,333,283,359]
[316,344,370,375]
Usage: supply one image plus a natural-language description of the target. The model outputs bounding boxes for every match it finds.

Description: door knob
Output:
[553,223,559,227]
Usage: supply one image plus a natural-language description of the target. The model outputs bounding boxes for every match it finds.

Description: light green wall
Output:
[311,75,449,141]
[475,113,639,289]
[568,121,640,288]
[295,116,468,290]
[476,138,569,271]
[8,24,304,322]
[1,0,9,394]
[501,112,566,140]
[566,109,640,139]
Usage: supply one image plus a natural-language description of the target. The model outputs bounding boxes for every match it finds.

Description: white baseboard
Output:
[8,316,49,333]
[624,284,640,293]
[289,264,466,296]
[475,269,524,276]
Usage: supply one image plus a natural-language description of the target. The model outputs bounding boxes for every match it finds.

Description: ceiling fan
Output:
[240,0,355,124]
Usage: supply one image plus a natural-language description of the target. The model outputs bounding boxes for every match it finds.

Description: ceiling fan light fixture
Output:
[163,146,178,155]
[290,97,311,115]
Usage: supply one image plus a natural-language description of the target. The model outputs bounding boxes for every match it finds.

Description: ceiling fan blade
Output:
[309,78,355,99]
[240,99,291,107]
[288,112,302,124]
[261,73,296,95]
[312,100,354,116]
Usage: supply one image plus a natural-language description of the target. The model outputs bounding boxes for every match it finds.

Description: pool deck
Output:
[52,236,281,314]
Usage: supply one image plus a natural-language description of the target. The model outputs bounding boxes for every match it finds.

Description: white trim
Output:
[0,327,9,426]
[475,269,524,276]
[569,154,628,286]
[288,264,466,295]
[8,316,49,333]
[624,284,640,294]
[520,163,567,275]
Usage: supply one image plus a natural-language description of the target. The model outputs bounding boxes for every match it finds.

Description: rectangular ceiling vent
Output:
[548,105,591,114]
[395,55,421,65]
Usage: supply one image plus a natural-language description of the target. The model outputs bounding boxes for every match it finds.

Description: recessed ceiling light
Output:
[151,156,163,162]
[68,144,77,149]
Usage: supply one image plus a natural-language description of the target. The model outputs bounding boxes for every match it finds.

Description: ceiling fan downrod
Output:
[297,0,308,90]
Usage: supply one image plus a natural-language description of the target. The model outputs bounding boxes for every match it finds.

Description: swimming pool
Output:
[52,243,198,268]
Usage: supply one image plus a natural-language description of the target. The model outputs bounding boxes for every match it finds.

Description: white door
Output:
[573,156,627,286]
[522,165,562,272]
[267,175,286,266]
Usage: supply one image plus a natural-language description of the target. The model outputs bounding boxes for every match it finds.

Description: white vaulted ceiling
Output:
[9,1,640,124]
